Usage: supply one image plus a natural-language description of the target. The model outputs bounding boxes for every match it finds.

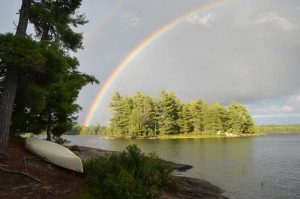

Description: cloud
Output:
[280,106,294,113]
[253,114,300,118]
[283,95,300,113]
[186,13,212,27]
[256,11,294,31]
[120,12,141,29]
[247,95,300,124]
[249,95,300,117]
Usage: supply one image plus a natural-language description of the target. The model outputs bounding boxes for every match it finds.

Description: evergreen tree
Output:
[227,102,254,134]
[11,45,97,139]
[148,97,160,136]
[107,91,256,137]
[109,92,124,135]
[29,0,87,51]
[158,91,181,135]
[10,0,96,141]
[203,103,224,133]
[178,103,193,133]
[129,92,156,136]
[109,93,133,135]
[0,0,30,155]
[122,96,133,134]
[190,99,207,133]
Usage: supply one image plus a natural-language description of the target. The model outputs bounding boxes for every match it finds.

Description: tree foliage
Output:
[99,91,256,137]
[0,0,97,144]
[29,0,87,51]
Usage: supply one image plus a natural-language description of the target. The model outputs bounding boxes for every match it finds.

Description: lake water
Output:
[64,134,300,199]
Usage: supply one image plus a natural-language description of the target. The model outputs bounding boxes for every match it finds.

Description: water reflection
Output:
[64,134,300,199]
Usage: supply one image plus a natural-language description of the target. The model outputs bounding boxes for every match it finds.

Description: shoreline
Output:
[0,139,228,198]
[71,145,229,199]
[74,132,264,140]
[69,145,194,172]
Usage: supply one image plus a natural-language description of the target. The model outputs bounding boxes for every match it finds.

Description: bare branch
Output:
[13,21,18,28]
[0,166,41,182]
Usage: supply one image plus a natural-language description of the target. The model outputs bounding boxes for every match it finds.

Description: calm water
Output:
[65,134,300,199]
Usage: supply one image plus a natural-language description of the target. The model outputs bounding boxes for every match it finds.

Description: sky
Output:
[1,0,300,125]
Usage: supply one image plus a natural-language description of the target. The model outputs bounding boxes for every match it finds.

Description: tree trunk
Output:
[0,0,30,155]
[46,111,52,141]
[46,130,52,141]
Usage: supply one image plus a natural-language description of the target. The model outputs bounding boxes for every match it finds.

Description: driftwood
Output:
[0,166,41,183]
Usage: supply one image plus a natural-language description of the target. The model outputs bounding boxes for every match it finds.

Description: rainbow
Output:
[83,0,231,126]
[83,0,128,48]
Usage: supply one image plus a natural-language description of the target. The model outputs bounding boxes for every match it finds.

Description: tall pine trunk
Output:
[0,0,30,155]
[46,111,52,141]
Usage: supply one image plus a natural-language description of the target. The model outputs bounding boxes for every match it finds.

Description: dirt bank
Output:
[0,140,85,199]
[0,140,228,199]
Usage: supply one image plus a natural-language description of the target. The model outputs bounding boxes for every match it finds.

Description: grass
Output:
[67,190,96,199]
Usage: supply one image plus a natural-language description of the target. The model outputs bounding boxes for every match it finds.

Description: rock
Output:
[71,146,193,172]
[162,177,229,199]
[70,145,229,198]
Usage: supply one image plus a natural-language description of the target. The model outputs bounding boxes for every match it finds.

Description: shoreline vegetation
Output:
[0,139,228,199]
[70,144,228,199]
[64,124,300,140]
[258,124,300,133]
[88,132,263,140]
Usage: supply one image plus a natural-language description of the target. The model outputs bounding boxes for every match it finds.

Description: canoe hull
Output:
[25,138,83,173]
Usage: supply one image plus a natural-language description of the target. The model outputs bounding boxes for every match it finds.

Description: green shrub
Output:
[67,191,96,199]
[84,144,178,199]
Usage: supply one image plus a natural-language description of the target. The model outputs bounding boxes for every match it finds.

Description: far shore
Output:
[75,132,264,140]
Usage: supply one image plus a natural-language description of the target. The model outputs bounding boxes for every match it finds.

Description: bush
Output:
[84,145,178,199]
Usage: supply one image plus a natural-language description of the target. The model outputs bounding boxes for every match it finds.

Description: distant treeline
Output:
[67,124,300,136]
[257,124,300,133]
[69,91,256,136]
[66,125,108,136]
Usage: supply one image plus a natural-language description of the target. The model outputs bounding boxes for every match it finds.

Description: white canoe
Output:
[25,137,83,173]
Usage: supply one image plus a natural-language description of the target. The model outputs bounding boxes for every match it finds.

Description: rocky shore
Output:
[71,146,193,171]
[0,140,228,199]
[72,145,228,199]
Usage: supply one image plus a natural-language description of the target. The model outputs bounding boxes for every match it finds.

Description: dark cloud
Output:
[1,0,299,125]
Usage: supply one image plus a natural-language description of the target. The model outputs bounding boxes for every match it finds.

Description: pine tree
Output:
[190,99,207,133]
[109,92,124,135]
[178,103,193,133]
[129,92,155,136]
[9,0,96,141]
[107,91,256,137]
[11,45,97,139]
[158,91,181,135]
[227,102,254,134]
[203,103,224,133]
[0,0,30,155]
